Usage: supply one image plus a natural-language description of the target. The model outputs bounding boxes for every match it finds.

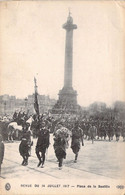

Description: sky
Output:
[0,1,125,107]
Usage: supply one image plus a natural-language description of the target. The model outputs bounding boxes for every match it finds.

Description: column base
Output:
[51,87,81,114]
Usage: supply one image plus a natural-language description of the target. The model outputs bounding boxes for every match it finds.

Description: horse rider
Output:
[35,121,50,168]
[17,111,26,125]
[13,111,18,122]
[19,123,33,166]
[71,121,84,163]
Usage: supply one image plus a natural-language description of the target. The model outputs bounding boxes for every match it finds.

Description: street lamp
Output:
[24,98,28,112]
[4,101,6,115]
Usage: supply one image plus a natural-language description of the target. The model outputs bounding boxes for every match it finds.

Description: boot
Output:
[21,160,25,165]
[74,153,78,163]
[23,160,28,166]
[37,160,42,167]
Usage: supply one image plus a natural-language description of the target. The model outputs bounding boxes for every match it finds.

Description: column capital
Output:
[62,15,77,30]
[62,23,77,30]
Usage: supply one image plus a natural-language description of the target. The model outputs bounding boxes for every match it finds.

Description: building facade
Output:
[0,94,56,117]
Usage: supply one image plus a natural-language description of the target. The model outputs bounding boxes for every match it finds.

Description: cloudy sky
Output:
[0,1,125,106]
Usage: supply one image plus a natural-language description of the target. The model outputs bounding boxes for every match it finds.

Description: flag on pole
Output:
[34,77,39,116]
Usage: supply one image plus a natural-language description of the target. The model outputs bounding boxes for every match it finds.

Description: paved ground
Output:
[1,135,125,180]
[0,135,125,195]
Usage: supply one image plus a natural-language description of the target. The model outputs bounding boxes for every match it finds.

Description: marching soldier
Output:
[53,123,71,169]
[0,134,4,174]
[71,121,84,163]
[19,123,33,166]
[35,122,50,168]
[88,123,97,144]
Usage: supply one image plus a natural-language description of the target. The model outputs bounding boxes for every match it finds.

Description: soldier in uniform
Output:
[88,123,97,144]
[114,122,121,142]
[98,123,106,140]
[35,122,50,168]
[71,121,84,163]
[17,110,24,125]
[53,123,71,169]
[106,121,114,141]
[13,111,18,122]
[19,123,33,166]
[121,123,125,142]
[0,134,4,174]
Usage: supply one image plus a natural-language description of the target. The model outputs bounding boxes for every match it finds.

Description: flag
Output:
[34,77,39,116]
[34,92,39,116]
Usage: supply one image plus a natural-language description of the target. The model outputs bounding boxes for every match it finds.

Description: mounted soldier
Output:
[13,110,18,122]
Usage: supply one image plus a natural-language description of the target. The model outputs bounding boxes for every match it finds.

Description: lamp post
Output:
[24,98,28,112]
[4,101,6,116]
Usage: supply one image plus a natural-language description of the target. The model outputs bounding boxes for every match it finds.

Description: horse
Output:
[8,122,22,141]
[7,116,34,141]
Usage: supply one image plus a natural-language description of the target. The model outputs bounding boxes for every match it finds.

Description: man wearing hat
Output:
[19,123,33,166]
[71,121,84,163]
[0,134,4,174]
[88,123,97,144]
[35,121,50,168]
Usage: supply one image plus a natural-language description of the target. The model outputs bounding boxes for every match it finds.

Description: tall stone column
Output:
[63,14,77,88]
[52,13,80,114]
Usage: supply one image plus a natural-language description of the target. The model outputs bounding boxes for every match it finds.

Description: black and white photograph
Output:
[0,1,125,195]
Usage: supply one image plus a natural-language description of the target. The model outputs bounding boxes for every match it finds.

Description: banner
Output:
[34,77,39,116]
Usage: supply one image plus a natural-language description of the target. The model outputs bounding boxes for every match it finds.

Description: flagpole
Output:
[34,77,40,118]
[34,77,38,94]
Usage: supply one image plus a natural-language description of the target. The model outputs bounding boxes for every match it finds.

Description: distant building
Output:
[27,94,56,115]
[0,95,16,116]
[0,94,56,116]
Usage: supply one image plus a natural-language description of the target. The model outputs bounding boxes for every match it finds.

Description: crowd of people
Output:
[0,110,125,172]
[52,99,80,114]
[19,119,84,169]
[13,110,29,126]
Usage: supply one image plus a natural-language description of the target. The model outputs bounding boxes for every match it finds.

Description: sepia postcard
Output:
[0,1,125,195]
